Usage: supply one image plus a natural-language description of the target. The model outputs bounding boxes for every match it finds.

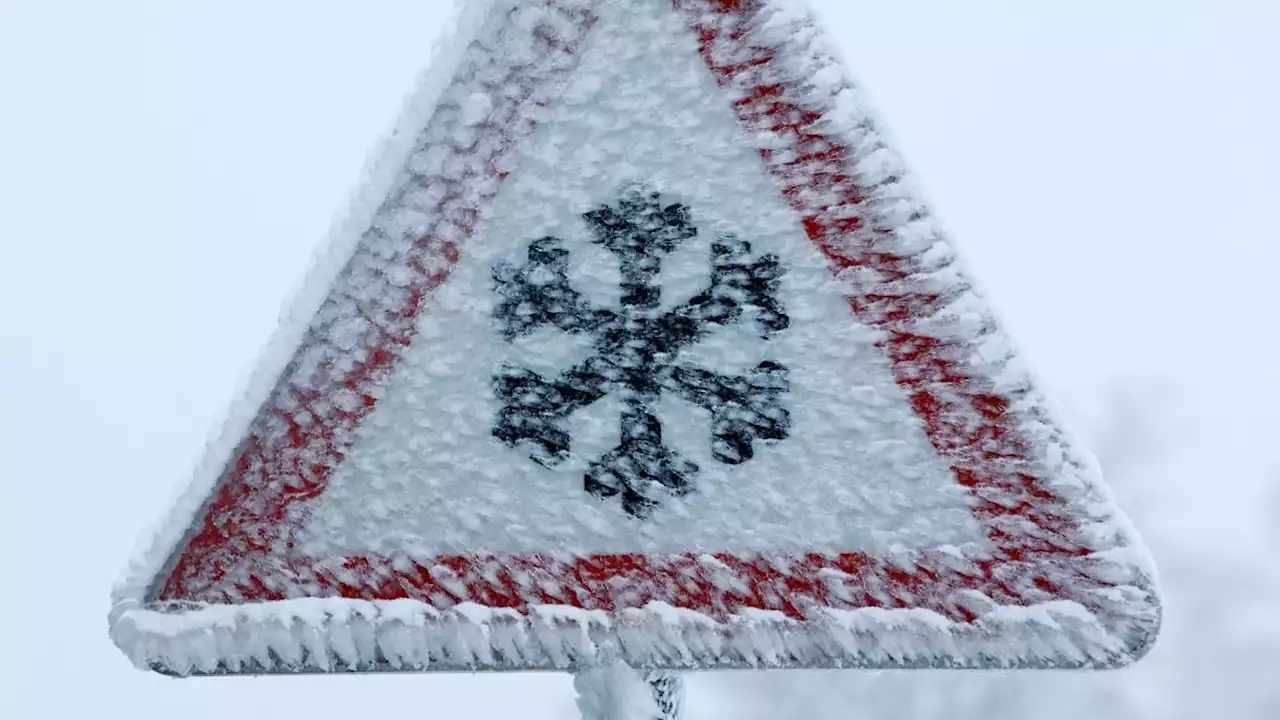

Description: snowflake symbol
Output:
[491,186,791,517]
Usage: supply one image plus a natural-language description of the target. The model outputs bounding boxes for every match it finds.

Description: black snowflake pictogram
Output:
[491,186,791,517]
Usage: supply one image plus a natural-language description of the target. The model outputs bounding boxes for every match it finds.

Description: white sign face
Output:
[299,0,979,558]
[110,0,1160,677]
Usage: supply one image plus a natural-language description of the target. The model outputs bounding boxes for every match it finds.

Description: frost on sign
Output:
[493,187,790,516]
[109,0,1160,677]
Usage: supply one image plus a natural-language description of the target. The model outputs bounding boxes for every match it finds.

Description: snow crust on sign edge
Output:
[111,597,1138,675]
[108,0,1162,674]
[107,0,502,639]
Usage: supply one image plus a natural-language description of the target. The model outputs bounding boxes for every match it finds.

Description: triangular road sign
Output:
[111,0,1160,676]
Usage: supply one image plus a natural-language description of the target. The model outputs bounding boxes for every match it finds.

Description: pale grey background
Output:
[2,0,1276,718]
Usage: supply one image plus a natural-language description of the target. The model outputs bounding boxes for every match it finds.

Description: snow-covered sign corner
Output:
[110,0,1160,676]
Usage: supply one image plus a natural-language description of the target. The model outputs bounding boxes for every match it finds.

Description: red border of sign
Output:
[156,0,1104,626]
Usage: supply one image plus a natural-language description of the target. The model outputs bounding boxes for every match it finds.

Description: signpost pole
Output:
[645,671,684,720]
[573,665,683,720]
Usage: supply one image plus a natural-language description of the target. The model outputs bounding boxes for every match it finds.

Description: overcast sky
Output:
[2,1,1276,718]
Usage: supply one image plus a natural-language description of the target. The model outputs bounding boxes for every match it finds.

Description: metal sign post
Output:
[574,665,683,720]
[646,672,684,720]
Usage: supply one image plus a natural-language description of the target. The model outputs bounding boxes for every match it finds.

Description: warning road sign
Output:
[110,0,1160,675]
